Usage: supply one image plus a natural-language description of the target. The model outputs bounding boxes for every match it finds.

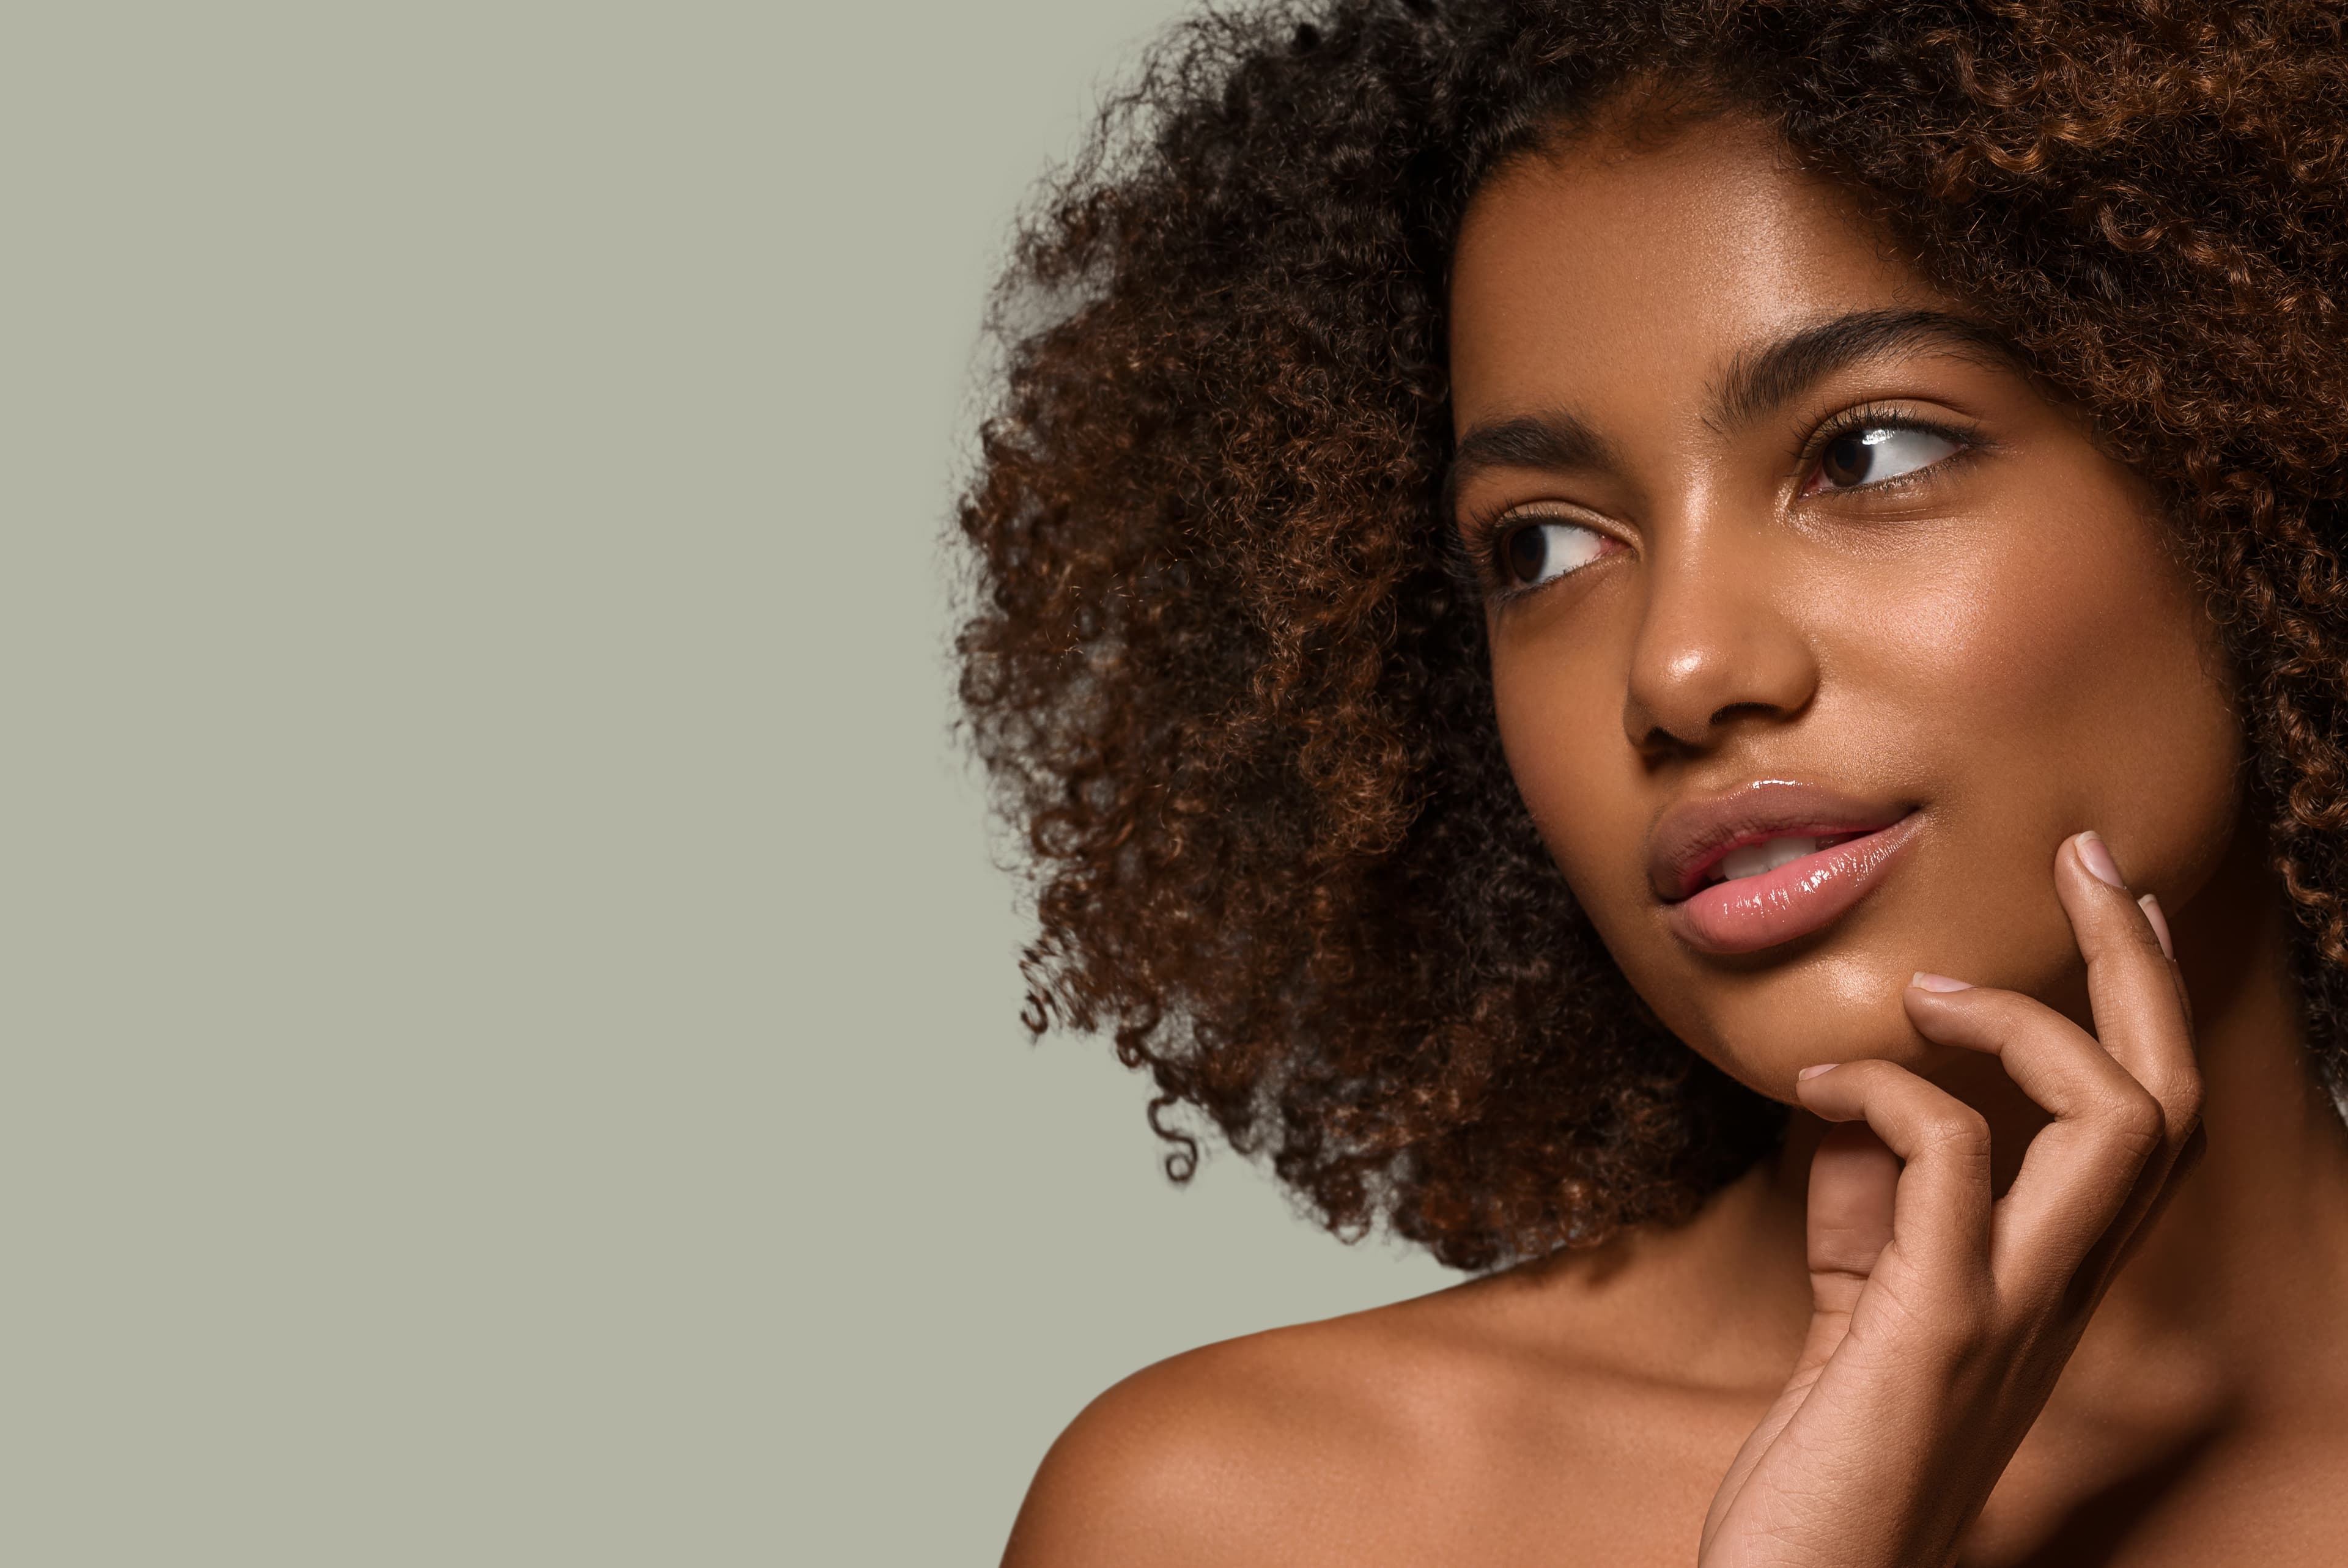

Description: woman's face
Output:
[1447,116,2243,1098]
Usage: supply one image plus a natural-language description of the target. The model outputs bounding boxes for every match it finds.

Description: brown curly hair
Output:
[954,0,2348,1272]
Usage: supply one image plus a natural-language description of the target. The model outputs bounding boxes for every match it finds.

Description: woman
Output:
[958,2,2348,1561]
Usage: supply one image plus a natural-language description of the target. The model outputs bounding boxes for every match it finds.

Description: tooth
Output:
[1718,836,1822,882]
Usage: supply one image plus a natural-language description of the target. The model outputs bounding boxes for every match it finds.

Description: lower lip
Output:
[1665,815,1922,955]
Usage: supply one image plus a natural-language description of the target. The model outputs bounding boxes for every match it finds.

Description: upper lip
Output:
[1647,780,1915,903]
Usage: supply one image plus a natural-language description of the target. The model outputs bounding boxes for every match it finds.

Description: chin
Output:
[1633,944,1959,1102]
[1705,1010,1932,1103]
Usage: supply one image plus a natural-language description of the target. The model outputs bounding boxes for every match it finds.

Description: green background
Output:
[6,3,1452,1563]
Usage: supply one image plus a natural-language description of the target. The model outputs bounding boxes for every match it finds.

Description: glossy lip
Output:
[1647,781,1922,957]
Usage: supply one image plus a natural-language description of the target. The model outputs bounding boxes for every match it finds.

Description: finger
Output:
[1805,1122,1899,1300]
[2138,891,2195,1032]
[1795,1059,1992,1274]
[2055,831,2202,1139]
[2074,1121,2209,1298]
[1904,978,2146,1126]
[2137,891,2174,963]
[1903,979,2162,1270]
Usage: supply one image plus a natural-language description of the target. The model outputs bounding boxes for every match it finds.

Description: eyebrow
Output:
[1442,406,1620,518]
[1706,308,2024,433]
[1444,308,2025,511]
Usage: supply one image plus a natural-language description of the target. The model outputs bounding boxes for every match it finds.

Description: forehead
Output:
[1448,118,1944,430]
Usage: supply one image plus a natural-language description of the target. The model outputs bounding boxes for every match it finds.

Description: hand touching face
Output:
[1445,116,2242,1097]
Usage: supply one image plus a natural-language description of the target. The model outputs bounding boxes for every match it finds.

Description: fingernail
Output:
[2139,892,2176,962]
[1910,971,1973,992]
[1797,1063,1839,1080]
[2076,831,2126,889]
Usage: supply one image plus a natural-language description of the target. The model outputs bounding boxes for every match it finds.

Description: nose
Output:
[1620,520,1820,754]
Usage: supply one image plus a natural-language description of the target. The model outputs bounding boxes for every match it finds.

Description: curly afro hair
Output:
[954,0,2348,1272]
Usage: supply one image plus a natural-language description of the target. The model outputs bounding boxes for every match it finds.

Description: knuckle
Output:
[2164,1067,2208,1125]
[1845,1059,1907,1095]
[1925,1106,1993,1155]
[2141,1081,2204,1143]
[1947,1300,1999,1359]
[2103,1087,2165,1158]
[1919,1284,2001,1363]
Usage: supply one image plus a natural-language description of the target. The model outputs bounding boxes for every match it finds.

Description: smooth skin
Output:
[1003,116,2348,1566]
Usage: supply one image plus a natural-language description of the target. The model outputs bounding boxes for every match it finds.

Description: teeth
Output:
[1716,836,1823,883]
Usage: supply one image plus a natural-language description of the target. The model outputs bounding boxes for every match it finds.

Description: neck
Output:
[2073,827,2348,1405]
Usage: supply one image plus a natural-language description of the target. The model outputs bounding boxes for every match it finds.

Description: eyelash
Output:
[1451,504,1599,603]
[1798,403,1983,493]
[1455,405,1986,600]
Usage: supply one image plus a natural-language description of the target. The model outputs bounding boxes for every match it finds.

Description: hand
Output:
[1697,831,2204,1568]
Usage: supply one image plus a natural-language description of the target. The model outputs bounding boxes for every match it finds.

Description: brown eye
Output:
[1507,523,1549,582]
[1821,432,1874,487]
[1500,520,1609,587]
[1813,425,1962,491]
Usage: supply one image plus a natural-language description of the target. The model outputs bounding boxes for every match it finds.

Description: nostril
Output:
[1625,695,1798,757]
[1707,700,1779,727]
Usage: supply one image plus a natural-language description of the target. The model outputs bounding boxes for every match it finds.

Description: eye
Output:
[1811,425,1962,492]
[1501,519,1612,587]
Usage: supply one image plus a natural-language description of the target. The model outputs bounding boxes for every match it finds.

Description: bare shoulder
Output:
[999,1265,1767,1568]
[998,1292,1485,1568]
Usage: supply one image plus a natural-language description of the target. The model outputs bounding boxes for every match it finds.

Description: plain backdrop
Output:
[5,4,1453,1563]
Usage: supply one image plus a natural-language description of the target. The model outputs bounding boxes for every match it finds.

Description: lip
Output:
[1648,782,1921,956]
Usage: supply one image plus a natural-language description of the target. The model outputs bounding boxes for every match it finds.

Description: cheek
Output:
[1801,496,2242,1039]
[1486,603,1653,916]
[1858,502,2240,907]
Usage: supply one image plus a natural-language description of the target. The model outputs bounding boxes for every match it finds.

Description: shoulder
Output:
[997,1279,1704,1568]
[997,1303,1452,1568]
